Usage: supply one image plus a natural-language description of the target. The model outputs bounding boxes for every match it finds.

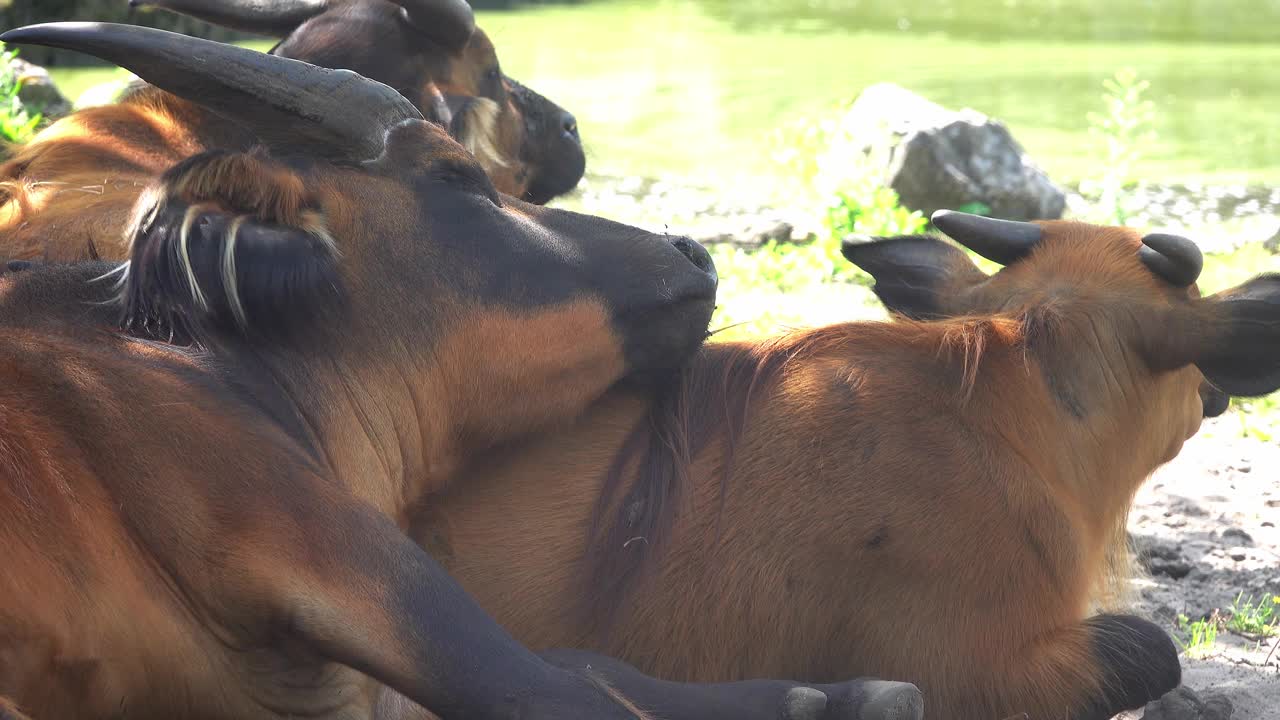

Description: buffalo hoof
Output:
[807,680,924,720]
[781,687,828,720]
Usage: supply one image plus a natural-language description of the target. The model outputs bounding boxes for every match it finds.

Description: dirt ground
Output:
[1119,416,1280,719]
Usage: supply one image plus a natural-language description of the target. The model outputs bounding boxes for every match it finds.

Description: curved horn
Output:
[930,209,1043,265]
[0,22,422,162]
[129,0,330,37]
[1139,233,1203,287]
[390,0,476,53]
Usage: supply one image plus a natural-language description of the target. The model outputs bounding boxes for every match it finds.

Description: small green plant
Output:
[1226,593,1279,637]
[759,100,927,288]
[1176,612,1220,658]
[0,42,42,145]
[707,97,933,340]
[1234,394,1280,442]
[1081,67,1156,225]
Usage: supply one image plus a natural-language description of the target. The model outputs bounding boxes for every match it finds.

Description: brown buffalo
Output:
[0,0,584,261]
[134,0,586,204]
[0,21,923,720]
[391,212,1280,719]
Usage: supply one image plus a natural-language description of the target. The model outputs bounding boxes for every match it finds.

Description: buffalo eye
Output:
[482,66,503,97]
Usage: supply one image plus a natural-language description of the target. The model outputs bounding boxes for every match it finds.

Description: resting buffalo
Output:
[393,213,1280,719]
[0,21,922,720]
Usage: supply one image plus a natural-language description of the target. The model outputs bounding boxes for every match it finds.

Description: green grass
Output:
[1227,594,1280,638]
[1,42,42,143]
[1177,612,1221,659]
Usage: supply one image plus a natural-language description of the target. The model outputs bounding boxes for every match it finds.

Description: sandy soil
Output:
[1120,417,1280,719]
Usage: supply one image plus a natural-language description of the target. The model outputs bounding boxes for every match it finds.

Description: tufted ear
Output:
[121,152,344,342]
[840,234,989,320]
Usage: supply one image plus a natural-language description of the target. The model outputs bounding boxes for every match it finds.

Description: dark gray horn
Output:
[0,22,422,162]
[391,0,476,53]
[931,209,1043,265]
[1139,233,1203,287]
[129,0,330,37]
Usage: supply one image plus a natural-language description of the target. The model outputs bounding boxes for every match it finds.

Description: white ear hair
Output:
[457,98,511,171]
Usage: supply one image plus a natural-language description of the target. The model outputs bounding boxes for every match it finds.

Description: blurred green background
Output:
[25,0,1280,188]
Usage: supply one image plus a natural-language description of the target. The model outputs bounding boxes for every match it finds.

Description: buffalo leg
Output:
[248,495,903,720]
[539,649,925,720]
[1071,614,1181,720]
[243,497,653,720]
[949,612,1181,719]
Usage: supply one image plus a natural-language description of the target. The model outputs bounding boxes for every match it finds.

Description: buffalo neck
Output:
[958,308,1197,544]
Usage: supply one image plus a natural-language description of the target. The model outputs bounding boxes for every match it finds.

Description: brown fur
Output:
[398,221,1234,719]
[0,117,715,719]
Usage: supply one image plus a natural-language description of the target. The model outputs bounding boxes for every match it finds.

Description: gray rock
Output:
[6,57,71,121]
[841,83,1066,221]
[1136,538,1194,580]
[1265,226,1280,253]
[694,217,801,247]
[1153,558,1195,580]
[1222,528,1254,547]
[1142,686,1233,720]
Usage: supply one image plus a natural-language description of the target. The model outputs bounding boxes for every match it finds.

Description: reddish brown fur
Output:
[0,88,239,260]
[0,115,713,719]
[396,221,1227,719]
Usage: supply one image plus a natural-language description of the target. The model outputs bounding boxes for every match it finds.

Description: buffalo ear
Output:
[840,234,988,320]
[1187,274,1280,397]
[122,195,343,342]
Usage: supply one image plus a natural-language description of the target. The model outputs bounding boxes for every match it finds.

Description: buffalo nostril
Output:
[561,111,579,140]
[671,237,715,276]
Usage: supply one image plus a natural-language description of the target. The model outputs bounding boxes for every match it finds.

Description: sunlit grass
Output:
[1227,593,1279,638]
[1177,612,1221,659]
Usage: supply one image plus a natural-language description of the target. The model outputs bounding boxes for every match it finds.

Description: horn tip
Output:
[930,209,956,224]
[1,21,105,45]
[841,233,879,248]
